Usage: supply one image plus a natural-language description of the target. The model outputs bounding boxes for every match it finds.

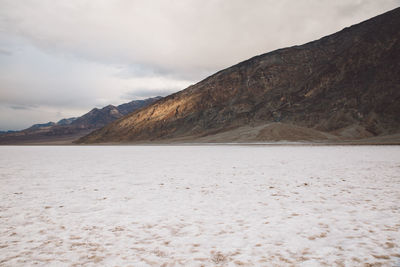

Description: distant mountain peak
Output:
[0,96,162,144]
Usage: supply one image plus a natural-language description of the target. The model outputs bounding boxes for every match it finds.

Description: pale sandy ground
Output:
[172,123,400,145]
[4,122,400,145]
[0,145,399,266]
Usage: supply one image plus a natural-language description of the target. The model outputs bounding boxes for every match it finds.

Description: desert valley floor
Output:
[0,145,399,266]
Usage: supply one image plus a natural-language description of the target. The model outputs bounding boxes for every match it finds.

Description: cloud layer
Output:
[0,0,399,130]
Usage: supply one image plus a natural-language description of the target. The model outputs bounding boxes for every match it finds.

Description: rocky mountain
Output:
[0,96,162,144]
[78,8,400,144]
[69,105,123,130]
[117,97,163,116]
[56,117,77,126]
[25,121,57,131]
[0,130,17,135]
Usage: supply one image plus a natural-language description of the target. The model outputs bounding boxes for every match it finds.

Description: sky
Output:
[0,0,399,130]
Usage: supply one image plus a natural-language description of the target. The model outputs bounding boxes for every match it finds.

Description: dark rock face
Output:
[117,97,163,115]
[0,97,162,144]
[70,105,123,130]
[56,117,77,126]
[26,122,56,131]
[78,8,400,143]
[0,130,17,135]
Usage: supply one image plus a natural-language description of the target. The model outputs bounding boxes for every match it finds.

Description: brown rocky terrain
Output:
[77,7,400,144]
[0,97,161,144]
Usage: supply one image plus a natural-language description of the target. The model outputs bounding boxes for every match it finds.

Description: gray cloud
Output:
[0,48,12,56]
[9,104,37,110]
[0,0,399,130]
[1,0,398,78]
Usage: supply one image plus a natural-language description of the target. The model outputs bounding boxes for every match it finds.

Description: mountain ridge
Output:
[77,7,400,144]
[0,96,162,144]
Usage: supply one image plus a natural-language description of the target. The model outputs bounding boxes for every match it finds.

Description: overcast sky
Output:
[0,0,399,130]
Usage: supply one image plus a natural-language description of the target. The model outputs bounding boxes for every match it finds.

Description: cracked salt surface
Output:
[0,145,399,266]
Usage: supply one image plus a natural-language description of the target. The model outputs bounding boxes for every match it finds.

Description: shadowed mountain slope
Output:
[76,8,399,143]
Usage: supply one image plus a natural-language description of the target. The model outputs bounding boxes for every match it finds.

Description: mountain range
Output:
[0,97,162,144]
[77,7,400,144]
